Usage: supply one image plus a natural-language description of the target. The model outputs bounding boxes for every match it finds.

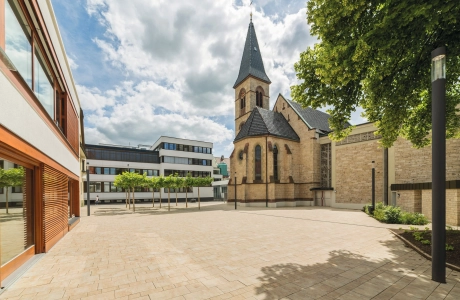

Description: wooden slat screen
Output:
[66,96,79,153]
[42,164,68,249]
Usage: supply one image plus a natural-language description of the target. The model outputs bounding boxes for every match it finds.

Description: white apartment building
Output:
[84,136,214,203]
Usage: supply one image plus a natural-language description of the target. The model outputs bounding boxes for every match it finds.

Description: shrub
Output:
[363,203,429,225]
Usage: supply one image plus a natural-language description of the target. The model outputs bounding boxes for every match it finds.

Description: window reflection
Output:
[34,47,54,118]
[5,0,32,87]
[0,158,34,265]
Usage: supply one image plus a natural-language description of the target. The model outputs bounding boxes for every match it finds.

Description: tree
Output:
[174,175,185,207]
[0,166,25,214]
[194,176,213,210]
[291,0,460,148]
[115,172,145,212]
[113,174,129,208]
[157,176,165,208]
[163,174,175,211]
[147,176,160,207]
[184,173,194,208]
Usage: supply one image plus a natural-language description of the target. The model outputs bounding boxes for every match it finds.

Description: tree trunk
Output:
[168,189,170,211]
[160,190,162,208]
[152,189,155,207]
[128,188,131,210]
[132,187,135,212]
[176,191,178,206]
[198,187,200,210]
[125,190,128,208]
[5,187,9,214]
[186,189,188,208]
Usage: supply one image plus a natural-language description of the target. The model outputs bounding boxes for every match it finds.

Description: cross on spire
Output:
[250,1,253,22]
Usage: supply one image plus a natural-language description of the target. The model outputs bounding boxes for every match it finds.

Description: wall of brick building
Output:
[421,189,460,226]
[394,137,460,184]
[234,77,270,137]
[397,190,422,213]
[335,140,384,204]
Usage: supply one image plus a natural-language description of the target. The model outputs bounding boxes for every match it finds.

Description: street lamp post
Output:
[234,172,237,210]
[371,161,375,214]
[86,162,90,216]
[431,46,447,283]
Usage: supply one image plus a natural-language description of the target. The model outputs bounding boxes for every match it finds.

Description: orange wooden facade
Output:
[0,0,82,283]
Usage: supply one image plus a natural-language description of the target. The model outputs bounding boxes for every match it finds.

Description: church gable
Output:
[274,94,334,135]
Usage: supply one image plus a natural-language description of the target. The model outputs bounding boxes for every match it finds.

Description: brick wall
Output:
[335,140,383,204]
[422,189,459,226]
[398,190,422,213]
[394,137,460,184]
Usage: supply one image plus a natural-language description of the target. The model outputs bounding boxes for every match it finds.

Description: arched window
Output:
[273,145,278,181]
[239,89,246,114]
[255,145,262,180]
[256,87,264,107]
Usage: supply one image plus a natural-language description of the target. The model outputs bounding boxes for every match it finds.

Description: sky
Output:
[51,0,366,157]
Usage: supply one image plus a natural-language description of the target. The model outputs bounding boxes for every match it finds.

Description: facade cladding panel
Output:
[84,137,214,203]
[0,0,81,282]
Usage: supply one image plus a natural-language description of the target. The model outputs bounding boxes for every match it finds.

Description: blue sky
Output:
[51,0,365,157]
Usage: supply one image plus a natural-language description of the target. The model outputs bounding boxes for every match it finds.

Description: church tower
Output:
[233,18,271,136]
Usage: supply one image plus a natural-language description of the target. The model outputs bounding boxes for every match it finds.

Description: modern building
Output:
[212,156,229,200]
[0,0,82,284]
[84,136,213,203]
[228,18,460,226]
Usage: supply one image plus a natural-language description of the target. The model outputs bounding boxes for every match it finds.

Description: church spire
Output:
[233,20,271,88]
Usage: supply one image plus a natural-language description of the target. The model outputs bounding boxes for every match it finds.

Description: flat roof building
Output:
[84,136,214,203]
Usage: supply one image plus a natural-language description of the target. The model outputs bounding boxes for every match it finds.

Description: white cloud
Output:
[81,0,316,155]
[67,56,79,70]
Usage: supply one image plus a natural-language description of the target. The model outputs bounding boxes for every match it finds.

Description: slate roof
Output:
[285,99,334,135]
[234,107,299,142]
[233,21,271,88]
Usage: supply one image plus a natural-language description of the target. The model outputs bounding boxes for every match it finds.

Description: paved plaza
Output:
[1,202,459,300]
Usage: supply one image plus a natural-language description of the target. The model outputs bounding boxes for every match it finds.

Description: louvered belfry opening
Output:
[42,164,69,251]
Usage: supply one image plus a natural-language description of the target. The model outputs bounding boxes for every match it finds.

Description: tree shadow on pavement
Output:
[254,239,459,300]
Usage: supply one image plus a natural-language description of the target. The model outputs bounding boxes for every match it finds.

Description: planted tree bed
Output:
[394,228,460,269]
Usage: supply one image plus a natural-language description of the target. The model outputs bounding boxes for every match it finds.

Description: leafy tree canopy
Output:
[0,166,25,189]
[291,0,460,148]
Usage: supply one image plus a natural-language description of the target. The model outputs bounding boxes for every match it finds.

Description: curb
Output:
[389,229,460,272]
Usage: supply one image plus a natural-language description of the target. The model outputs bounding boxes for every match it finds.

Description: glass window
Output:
[164,143,168,149]
[95,167,102,174]
[255,145,262,180]
[202,160,206,166]
[34,46,54,118]
[110,183,117,192]
[5,1,32,87]
[0,159,34,266]
[103,168,110,175]
[153,170,159,176]
[95,182,102,193]
[104,182,110,193]
[89,182,96,193]
[110,168,116,175]
[129,168,135,173]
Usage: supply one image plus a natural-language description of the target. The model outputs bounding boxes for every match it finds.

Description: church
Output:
[227,19,460,227]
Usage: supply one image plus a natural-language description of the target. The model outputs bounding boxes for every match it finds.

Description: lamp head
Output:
[431,46,446,82]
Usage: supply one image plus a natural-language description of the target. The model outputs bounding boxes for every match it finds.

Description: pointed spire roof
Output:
[233,21,271,88]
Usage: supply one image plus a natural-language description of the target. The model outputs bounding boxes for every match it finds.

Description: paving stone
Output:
[1,203,459,300]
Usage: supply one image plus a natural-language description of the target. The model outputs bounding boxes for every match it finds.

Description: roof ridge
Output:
[255,107,270,133]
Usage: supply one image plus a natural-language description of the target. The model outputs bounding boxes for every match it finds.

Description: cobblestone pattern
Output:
[1,203,459,300]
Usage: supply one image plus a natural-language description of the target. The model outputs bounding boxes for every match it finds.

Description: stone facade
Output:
[397,190,422,213]
[394,137,460,183]
[234,77,270,136]
[335,140,384,204]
